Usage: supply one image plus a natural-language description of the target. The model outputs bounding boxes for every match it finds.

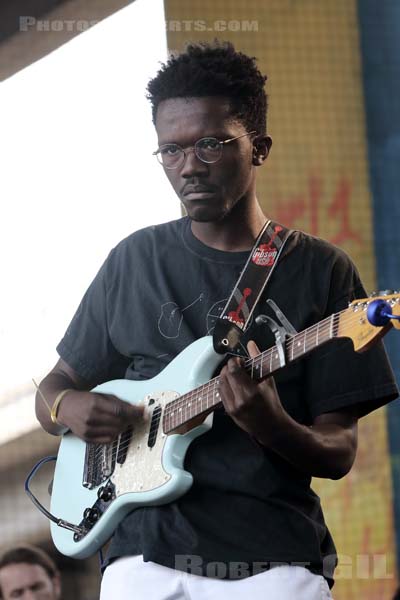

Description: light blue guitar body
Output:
[44,292,400,558]
[50,336,223,558]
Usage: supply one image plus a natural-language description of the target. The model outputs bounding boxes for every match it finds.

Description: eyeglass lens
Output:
[158,137,222,168]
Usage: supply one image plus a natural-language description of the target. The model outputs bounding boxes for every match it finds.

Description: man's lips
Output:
[182,185,218,200]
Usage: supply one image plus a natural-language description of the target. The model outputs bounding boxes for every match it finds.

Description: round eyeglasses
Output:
[153,131,257,169]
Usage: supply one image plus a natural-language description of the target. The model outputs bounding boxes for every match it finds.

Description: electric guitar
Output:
[46,293,399,558]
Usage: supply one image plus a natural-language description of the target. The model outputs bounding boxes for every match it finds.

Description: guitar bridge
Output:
[82,442,116,489]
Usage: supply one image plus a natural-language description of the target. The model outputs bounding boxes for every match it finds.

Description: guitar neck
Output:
[163,312,339,433]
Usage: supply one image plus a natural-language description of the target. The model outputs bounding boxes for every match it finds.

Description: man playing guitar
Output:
[36,41,398,599]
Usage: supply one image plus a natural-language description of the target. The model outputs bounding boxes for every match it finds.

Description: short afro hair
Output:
[147,40,268,135]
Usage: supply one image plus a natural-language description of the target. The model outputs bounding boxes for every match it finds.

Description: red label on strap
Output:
[252,245,278,266]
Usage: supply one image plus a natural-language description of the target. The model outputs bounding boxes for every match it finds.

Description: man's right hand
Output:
[57,390,147,444]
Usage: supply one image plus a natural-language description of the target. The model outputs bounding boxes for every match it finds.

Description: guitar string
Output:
[90,304,382,468]
[90,304,366,465]
[158,308,356,418]
[90,303,389,467]
[89,304,380,469]
[95,296,398,467]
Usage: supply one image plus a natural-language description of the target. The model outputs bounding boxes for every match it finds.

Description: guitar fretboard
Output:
[162,312,339,433]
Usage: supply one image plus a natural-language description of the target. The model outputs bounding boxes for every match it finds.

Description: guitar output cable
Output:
[25,455,85,535]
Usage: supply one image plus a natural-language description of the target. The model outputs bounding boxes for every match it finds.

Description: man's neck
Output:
[190,202,267,252]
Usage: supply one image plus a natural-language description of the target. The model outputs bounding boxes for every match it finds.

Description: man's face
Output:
[155,97,259,223]
[0,563,60,600]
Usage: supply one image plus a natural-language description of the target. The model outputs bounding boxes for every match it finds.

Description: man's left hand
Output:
[218,340,286,445]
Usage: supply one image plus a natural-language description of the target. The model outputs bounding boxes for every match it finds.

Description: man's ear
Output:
[252,135,272,166]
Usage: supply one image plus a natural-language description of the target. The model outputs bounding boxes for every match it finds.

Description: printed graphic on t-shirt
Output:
[206,298,228,335]
[157,293,205,339]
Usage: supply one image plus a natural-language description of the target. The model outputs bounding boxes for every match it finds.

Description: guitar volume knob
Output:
[98,486,113,502]
[83,507,100,524]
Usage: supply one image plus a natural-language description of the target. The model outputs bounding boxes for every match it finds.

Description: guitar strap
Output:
[213,220,293,354]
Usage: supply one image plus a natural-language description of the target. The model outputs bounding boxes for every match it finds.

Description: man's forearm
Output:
[255,412,358,480]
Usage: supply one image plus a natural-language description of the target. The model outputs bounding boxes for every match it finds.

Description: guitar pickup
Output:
[148,405,161,448]
[116,426,133,464]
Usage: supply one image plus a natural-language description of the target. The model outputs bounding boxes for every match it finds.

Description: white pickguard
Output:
[111,392,176,496]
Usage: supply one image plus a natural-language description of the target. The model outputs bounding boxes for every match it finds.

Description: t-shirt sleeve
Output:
[305,251,399,419]
[56,251,130,383]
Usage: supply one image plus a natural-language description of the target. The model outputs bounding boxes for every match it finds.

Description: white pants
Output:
[100,556,333,600]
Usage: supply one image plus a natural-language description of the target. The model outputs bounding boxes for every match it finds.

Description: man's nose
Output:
[180,148,209,178]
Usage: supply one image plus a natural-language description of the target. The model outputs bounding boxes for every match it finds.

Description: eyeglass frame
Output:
[152,130,257,169]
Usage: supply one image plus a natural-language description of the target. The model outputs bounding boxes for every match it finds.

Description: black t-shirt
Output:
[57,217,398,587]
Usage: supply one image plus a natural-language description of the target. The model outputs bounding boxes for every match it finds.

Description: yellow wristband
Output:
[50,389,73,425]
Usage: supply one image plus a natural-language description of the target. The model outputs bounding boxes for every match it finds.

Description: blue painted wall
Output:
[358,0,400,573]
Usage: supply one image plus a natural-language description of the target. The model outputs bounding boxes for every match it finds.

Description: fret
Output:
[260,352,267,377]
[319,321,325,344]
[313,326,318,348]
[305,328,311,352]
[165,410,169,431]
[333,313,339,339]
[318,319,329,345]
[183,397,188,422]
[322,321,328,343]
[296,332,303,360]
[311,325,319,350]
[291,334,297,361]
[247,356,263,381]
[308,327,315,352]
[211,383,216,406]
[269,351,275,373]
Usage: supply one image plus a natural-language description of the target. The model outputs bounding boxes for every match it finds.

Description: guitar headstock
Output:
[337,292,400,351]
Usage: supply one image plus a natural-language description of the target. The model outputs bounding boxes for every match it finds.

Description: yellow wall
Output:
[165,2,397,598]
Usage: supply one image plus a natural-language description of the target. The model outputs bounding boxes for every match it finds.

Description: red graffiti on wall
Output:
[274,176,363,246]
